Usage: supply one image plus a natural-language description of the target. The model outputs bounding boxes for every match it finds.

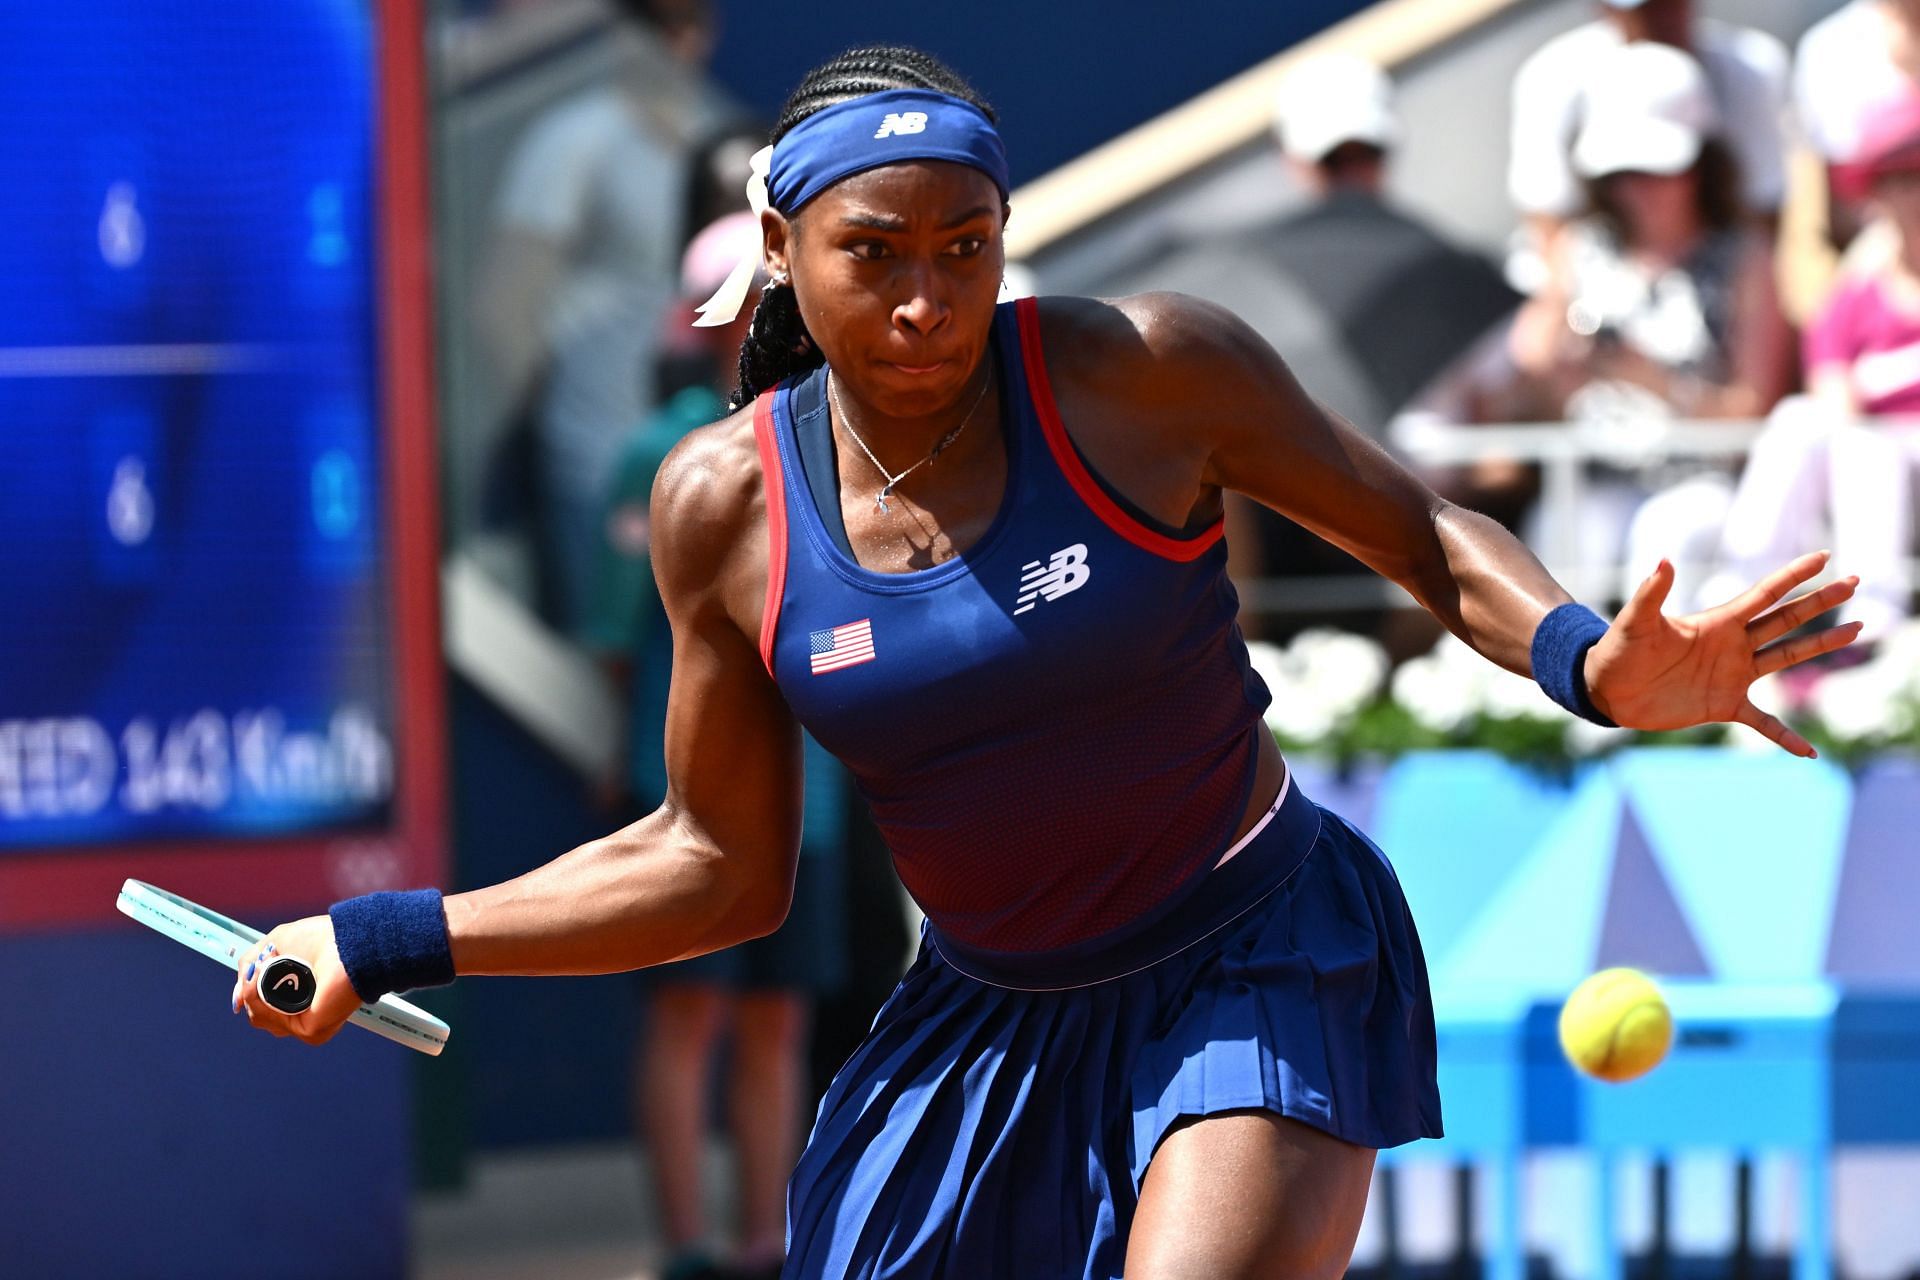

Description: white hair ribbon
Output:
[691,145,773,328]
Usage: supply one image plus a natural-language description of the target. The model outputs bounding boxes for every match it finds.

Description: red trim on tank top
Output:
[1013,295,1225,563]
[752,391,788,675]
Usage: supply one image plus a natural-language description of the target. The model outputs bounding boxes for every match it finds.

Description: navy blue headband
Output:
[766,88,1010,215]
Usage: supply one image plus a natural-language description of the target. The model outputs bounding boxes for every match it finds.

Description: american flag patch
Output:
[809,619,875,675]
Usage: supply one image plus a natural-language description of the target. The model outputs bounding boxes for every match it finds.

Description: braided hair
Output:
[729,47,998,410]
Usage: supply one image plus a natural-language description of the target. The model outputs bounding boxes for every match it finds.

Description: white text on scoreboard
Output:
[0,707,393,821]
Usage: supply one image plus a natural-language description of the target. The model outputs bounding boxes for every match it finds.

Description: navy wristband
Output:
[329,889,455,1003]
[1530,603,1617,727]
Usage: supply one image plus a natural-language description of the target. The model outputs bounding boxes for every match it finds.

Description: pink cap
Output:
[1836,90,1920,201]
[679,210,763,300]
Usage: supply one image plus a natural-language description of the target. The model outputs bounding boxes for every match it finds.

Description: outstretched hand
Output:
[1582,551,1861,758]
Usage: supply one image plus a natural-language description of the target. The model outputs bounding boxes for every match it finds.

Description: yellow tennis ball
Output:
[1559,967,1673,1083]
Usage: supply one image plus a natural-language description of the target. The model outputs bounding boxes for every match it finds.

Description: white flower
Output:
[1264,690,1344,744]
[1248,630,1389,744]
[1480,667,1562,721]
[1566,717,1630,757]
[1810,661,1913,741]
[1247,640,1323,741]
[1285,628,1389,719]
[1877,621,1920,700]
[1725,672,1791,753]
[1748,670,1789,718]
[1428,632,1487,674]
[1390,654,1478,733]
[1243,640,1292,704]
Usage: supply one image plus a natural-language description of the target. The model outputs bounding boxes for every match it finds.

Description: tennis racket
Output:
[116,878,450,1056]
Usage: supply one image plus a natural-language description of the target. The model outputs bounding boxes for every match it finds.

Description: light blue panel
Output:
[1614,750,1851,981]
[1371,751,1587,968]
[1285,757,1382,833]
[1416,990,1534,1158]
[1595,801,1712,976]
[1826,759,1920,981]
[1434,768,1622,995]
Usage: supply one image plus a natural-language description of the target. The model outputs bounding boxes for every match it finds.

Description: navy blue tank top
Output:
[754,297,1273,961]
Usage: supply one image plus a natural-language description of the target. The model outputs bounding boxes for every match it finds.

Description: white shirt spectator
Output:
[1793,0,1913,163]
[496,89,687,451]
[490,71,728,634]
[1509,20,1789,218]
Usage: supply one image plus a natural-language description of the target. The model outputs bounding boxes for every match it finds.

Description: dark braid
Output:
[731,281,817,411]
[728,46,997,410]
[770,46,996,144]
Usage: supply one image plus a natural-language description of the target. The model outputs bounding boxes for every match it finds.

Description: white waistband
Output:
[1213,769,1291,870]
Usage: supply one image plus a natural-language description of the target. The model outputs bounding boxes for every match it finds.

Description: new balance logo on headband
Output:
[874,112,929,139]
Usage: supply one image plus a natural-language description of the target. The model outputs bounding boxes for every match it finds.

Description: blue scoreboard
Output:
[0,1,446,926]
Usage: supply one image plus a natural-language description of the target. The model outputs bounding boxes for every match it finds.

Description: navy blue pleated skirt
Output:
[783,783,1442,1280]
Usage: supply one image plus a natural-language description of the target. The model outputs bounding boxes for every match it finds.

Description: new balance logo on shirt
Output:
[874,112,929,139]
[1014,543,1091,615]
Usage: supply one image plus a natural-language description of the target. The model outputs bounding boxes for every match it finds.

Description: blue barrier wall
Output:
[438,747,1920,1159]
[0,925,411,1279]
[1297,750,1920,993]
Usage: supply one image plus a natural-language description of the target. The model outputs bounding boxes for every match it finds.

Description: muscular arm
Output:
[1047,293,1574,677]
[444,411,804,976]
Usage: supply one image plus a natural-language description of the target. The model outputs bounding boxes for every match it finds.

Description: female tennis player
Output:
[236,47,1859,1280]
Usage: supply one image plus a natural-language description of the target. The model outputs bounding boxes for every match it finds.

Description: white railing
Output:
[1394,415,1764,595]
[442,551,620,778]
[1241,413,1919,615]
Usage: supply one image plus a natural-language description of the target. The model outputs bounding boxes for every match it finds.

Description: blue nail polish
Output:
[267,943,277,955]
[245,962,255,980]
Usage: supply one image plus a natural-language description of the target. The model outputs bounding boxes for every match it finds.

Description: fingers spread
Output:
[1736,699,1815,759]
[1729,550,1830,622]
[1616,558,1675,631]
[1749,576,1859,648]
[1755,621,1865,677]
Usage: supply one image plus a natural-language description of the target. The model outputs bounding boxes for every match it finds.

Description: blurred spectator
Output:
[648,121,776,400]
[585,213,848,1280]
[1226,55,1518,645]
[1507,0,1788,289]
[476,0,732,637]
[685,121,768,241]
[1713,91,1920,640]
[1795,0,1920,252]
[1501,43,1793,605]
[1263,55,1520,425]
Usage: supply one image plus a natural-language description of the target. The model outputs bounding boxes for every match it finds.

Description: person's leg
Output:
[1830,422,1913,639]
[1520,476,1642,602]
[726,989,812,1272]
[1124,1109,1377,1280]
[1711,398,1833,600]
[638,983,731,1262]
[1622,473,1733,612]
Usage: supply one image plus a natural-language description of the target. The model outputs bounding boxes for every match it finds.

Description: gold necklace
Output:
[827,366,993,514]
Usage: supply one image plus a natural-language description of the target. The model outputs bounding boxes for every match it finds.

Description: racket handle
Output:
[258,956,317,1015]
